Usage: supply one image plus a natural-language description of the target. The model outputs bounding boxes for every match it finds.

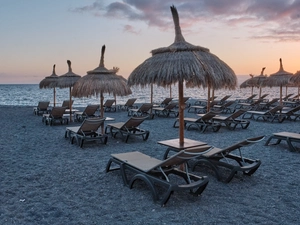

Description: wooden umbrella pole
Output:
[100,92,104,133]
[207,85,211,112]
[69,87,72,122]
[280,85,283,105]
[259,87,262,98]
[150,84,153,115]
[251,86,254,96]
[169,86,172,98]
[53,88,56,107]
[178,80,184,146]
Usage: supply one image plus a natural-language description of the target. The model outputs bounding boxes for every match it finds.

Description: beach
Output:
[1,105,300,225]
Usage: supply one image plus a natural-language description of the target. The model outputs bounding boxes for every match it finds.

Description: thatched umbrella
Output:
[265,58,293,105]
[57,60,81,122]
[128,5,237,145]
[290,70,300,99]
[72,45,132,121]
[39,64,59,106]
[240,68,267,98]
[240,74,255,96]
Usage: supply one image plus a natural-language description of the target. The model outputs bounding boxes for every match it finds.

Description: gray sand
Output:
[1,105,299,224]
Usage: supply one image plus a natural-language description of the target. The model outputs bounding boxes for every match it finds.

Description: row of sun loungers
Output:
[33,96,300,206]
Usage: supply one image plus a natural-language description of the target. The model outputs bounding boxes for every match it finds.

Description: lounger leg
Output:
[286,138,297,152]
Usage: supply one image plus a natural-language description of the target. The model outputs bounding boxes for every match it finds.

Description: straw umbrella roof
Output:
[265,58,293,87]
[57,60,81,88]
[290,70,300,85]
[39,64,59,106]
[128,5,237,145]
[128,7,237,89]
[72,45,132,98]
[265,58,293,104]
[39,64,58,89]
[72,45,132,118]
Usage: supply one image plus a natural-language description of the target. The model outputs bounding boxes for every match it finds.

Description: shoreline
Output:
[1,105,299,224]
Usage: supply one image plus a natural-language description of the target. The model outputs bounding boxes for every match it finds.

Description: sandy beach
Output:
[1,105,300,225]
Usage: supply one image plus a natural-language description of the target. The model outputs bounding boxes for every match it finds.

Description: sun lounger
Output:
[106,145,212,206]
[194,96,217,106]
[128,103,153,117]
[65,118,108,148]
[62,100,74,109]
[258,98,279,110]
[104,99,116,112]
[210,100,235,114]
[42,106,68,125]
[119,98,138,111]
[282,93,294,101]
[215,95,232,105]
[173,111,221,133]
[152,102,178,117]
[157,97,173,107]
[105,116,150,142]
[33,101,50,115]
[188,101,217,114]
[212,109,250,130]
[242,105,284,122]
[279,105,300,121]
[234,98,264,111]
[265,132,300,152]
[74,104,99,122]
[191,136,265,182]
[236,94,257,103]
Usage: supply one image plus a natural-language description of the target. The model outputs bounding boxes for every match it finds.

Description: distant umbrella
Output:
[290,70,300,99]
[72,45,132,120]
[57,60,81,122]
[265,58,293,104]
[128,5,237,145]
[240,67,267,98]
[39,64,59,106]
[240,74,255,96]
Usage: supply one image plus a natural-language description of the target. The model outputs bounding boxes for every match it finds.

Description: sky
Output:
[1,0,300,84]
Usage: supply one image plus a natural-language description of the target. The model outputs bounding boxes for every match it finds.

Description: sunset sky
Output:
[1,0,300,84]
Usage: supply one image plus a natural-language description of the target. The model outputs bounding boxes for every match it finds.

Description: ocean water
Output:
[0,83,298,107]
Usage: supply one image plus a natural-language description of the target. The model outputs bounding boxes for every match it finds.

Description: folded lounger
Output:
[106,145,212,206]
[191,136,265,183]
[265,132,300,152]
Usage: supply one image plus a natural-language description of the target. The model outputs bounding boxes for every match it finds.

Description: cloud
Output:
[71,0,300,42]
[123,24,140,34]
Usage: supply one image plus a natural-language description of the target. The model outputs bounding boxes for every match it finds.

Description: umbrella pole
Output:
[150,84,153,104]
[53,87,56,107]
[251,86,253,96]
[280,85,283,105]
[100,92,104,133]
[207,85,211,112]
[150,84,153,115]
[259,87,262,98]
[170,86,172,98]
[178,81,184,145]
[69,87,72,122]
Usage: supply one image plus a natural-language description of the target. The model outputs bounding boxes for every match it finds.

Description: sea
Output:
[0,81,298,107]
